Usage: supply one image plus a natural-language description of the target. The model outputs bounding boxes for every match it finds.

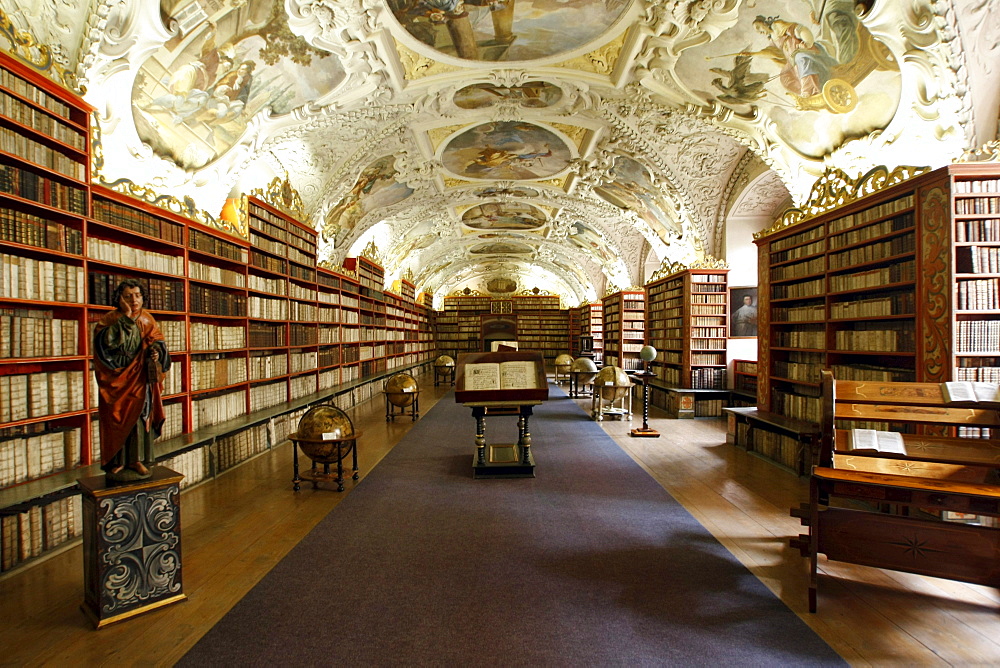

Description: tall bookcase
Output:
[1,50,93,575]
[601,290,645,371]
[577,302,603,362]
[645,268,729,389]
[753,163,1000,450]
[0,52,437,574]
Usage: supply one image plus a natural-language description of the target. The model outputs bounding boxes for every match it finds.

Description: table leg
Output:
[474,407,487,467]
[351,440,360,480]
[292,442,301,491]
[519,405,533,465]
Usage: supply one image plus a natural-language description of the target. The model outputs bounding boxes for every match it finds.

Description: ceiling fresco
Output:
[441,121,574,180]
[454,81,563,109]
[387,0,632,62]
[131,0,346,170]
[461,202,548,231]
[1,0,997,304]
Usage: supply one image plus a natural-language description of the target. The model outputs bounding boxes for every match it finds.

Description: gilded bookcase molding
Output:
[755,166,931,241]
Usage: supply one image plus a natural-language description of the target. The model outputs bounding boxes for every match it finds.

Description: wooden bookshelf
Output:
[602,290,645,371]
[745,163,1000,470]
[515,309,570,362]
[645,268,728,390]
[0,51,436,574]
[579,302,603,362]
[732,359,758,399]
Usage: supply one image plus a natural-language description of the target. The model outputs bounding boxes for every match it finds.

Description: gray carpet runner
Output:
[179,386,843,666]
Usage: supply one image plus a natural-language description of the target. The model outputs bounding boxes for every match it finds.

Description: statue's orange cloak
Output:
[93,309,166,467]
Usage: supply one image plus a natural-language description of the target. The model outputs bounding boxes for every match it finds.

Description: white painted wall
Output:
[725,214,765,388]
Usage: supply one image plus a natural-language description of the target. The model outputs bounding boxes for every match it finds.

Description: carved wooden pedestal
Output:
[79,466,186,628]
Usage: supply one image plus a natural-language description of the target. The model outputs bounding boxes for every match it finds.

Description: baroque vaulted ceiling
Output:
[1,0,998,304]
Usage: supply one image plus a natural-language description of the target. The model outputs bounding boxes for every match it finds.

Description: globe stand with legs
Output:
[290,404,361,492]
[384,372,420,421]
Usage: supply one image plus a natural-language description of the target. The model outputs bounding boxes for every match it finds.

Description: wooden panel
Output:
[817,507,1000,587]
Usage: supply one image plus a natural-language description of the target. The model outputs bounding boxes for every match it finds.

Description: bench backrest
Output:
[818,370,1000,468]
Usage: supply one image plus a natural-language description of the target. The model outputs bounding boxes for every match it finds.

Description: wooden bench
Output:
[791,370,1000,612]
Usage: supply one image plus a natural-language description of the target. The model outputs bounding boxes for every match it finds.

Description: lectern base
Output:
[473,445,535,479]
[630,427,660,438]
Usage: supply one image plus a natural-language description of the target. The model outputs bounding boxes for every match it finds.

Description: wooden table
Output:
[463,401,542,479]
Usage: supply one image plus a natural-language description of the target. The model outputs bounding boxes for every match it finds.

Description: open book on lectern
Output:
[463,360,538,391]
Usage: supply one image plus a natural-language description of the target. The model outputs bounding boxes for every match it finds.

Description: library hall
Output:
[2,0,1000,664]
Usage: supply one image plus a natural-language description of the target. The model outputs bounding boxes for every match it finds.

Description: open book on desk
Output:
[843,429,906,455]
[942,381,1000,404]
[463,360,538,391]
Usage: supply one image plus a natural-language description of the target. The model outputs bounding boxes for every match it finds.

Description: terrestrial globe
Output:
[385,372,418,407]
[293,404,357,464]
[571,357,599,385]
[554,353,574,369]
[434,355,456,368]
[594,365,632,401]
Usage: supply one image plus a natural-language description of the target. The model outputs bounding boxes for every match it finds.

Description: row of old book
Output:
[0,209,82,254]
[0,164,87,213]
[216,423,269,473]
[0,127,86,180]
[0,427,81,488]
[86,237,184,275]
[0,371,86,423]
[0,311,78,358]
[1,495,83,572]
[0,253,85,303]
[94,197,185,245]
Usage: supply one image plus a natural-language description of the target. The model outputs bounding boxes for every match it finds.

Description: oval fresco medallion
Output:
[462,202,547,231]
[454,82,562,109]
[387,0,630,62]
[131,0,346,171]
[443,122,572,181]
[674,0,900,159]
[470,241,535,255]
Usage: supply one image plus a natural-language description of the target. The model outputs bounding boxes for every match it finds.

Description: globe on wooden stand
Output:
[554,353,574,385]
[384,372,420,421]
[630,345,660,437]
[289,404,361,492]
[569,357,598,397]
[434,355,456,386]
[591,365,633,421]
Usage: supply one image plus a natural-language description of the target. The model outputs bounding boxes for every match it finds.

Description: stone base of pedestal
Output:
[79,466,186,628]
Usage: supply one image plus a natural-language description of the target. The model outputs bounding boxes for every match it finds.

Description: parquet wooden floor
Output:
[2,375,998,666]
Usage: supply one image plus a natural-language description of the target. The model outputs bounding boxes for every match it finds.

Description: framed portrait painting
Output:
[729,286,758,338]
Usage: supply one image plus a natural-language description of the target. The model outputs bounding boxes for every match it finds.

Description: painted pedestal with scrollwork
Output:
[79,466,186,628]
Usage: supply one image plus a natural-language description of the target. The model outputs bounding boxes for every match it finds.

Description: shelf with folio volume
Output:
[602,290,645,372]
[645,268,729,391]
[0,52,438,577]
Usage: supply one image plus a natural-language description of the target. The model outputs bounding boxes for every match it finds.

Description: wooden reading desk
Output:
[791,370,1000,612]
[455,352,548,479]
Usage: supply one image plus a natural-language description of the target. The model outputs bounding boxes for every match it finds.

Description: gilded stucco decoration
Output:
[3,0,996,303]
